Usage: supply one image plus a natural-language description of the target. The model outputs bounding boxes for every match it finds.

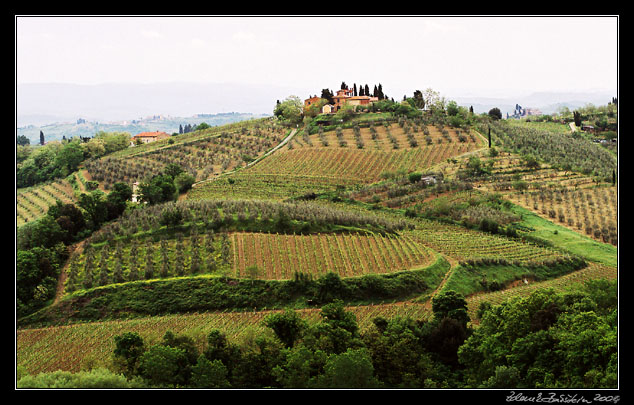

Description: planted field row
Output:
[290,123,482,153]
[486,120,617,181]
[475,151,599,192]
[248,142,478,185]
[408,221,565,264]
[509,185,617,245]
[65,233,233,293]
[17,179,76,226]
[187,174,339,201]
[232,231,436,280]
[87,199,408,247]
[66,227,433,293]
[16,301,432,376]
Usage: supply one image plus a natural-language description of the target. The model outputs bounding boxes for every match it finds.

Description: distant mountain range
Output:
[16,82,304,127]
[16,82,299,143]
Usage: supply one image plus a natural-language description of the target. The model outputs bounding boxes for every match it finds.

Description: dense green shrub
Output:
[17,368,146,388]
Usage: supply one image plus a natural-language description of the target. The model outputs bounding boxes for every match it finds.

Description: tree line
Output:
[17,131,131,188]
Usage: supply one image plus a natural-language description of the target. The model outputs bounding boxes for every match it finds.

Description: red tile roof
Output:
[133,131,168,138]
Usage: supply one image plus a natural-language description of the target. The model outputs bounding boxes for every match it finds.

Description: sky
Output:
[16,15,618,101]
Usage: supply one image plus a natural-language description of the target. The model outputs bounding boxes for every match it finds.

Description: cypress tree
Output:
[144,245,154,280]
[612,169,616,186]
[128,242,139,281]
[83,250,94,289]
[113,258,124,284]
[98,247,110,286]
[488,126,492,148]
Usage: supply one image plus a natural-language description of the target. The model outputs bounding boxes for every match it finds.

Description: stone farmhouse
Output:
[130,131,170,146]
[305,88,379,114]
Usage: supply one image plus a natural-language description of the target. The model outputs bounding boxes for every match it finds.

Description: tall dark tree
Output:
[113,332,145,378]
[431,290,469,327]
[612,169,616,186]
[320,89,334,104]
[488,108,502,120]
[264,309,307,348]
[17,135,30,146]
[488,126,492,148]
[353,84,357,97]
[39,130,45,146]
[413,90,425,109]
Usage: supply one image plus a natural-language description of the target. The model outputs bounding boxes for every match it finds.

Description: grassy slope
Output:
[511,204,617,267]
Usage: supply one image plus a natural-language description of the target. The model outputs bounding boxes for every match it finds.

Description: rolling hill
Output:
[16,99,618,389]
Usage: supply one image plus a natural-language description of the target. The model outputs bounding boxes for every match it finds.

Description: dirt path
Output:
[422,254,459,310]
[53,240,87,304]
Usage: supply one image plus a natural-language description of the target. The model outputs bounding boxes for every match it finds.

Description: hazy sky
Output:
[16,15,618,98]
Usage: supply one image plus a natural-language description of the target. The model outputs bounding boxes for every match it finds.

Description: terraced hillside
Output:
[57,198,410,295]
[188,121,484,201]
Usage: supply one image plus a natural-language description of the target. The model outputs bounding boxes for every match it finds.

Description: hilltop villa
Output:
[305,88,378,114]
[130,131,170,146]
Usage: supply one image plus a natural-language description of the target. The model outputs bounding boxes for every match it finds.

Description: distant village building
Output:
[508,104,542,119]
[131,182,140,203]
[130,131,170,146]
